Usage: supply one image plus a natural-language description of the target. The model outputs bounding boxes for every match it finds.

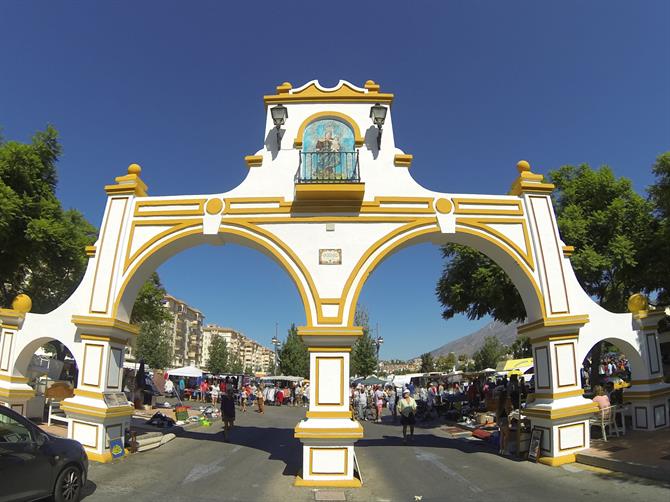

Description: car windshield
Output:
[0,413,32,443]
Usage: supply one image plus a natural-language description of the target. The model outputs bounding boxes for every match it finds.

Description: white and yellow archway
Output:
[1,80,668,482]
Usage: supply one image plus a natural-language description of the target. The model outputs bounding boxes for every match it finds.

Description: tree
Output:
[436,162,658,320]
[229,355,244,374]
[419,352,435,372]
[350,306,377,377]
[207,337,229,375]
[473,336,507,371]
[131,273,172,369]
[278,323,309,378]
[510,336,532,358]
[435,352,457,372]
[0,126,98,311]
[648,152,670,304]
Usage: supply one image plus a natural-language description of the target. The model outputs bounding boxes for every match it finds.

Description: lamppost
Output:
[374,323,384,372]
[271,321,280,375]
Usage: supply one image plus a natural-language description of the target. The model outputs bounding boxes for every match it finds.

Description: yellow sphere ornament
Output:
[11,294,32,314]
[127,163,142,175]
[627,293,648,313]
[517,160,531,173]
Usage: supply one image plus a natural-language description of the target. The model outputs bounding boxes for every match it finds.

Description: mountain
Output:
[428,320,521,358]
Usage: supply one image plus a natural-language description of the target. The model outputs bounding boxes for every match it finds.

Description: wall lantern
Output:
[369,103,387,149]
[270,104,288,149]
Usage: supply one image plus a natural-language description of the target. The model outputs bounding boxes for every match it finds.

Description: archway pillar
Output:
[624,310,670,431]
[61,315,137,462]
[519,316,597,466]
[0,309,35,416]
[293,326,363,488]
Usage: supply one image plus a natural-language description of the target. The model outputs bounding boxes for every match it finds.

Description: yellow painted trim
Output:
[435,198,453,214]
[295,430,363,439]
[86,450,114,463]
[562,245,575,257]
[305,410,353,418]
[624,388,670,400]
[74,389,105,399]
[456,217,535,271]
[72,315,139,336]
[309,447,348,476]
[293,111,365,149]
[133,199,205,217]
[315,356,345,406]
[517,315,590,335]
[298,327,364,336]
[538,454,576,467]
[244,155,263,168]
[0,388,35,398]
[0,374,29,383]
[307,347,352,352]
[452,198,523,216]
[85,245,97,257]
[265,80,393,106]
[296,425,362,434]
[523,402,598,420]
[294,183,365,202]
[532,333,579,344]
[123,220,201,273]
[394,154,413,167]
[294,475,361,488]
[104,180,147,197]
[534,388,584,399]
[510,180,555,196]
[205,198,223,215]
[80,334,128,346]
[61,402,134,419]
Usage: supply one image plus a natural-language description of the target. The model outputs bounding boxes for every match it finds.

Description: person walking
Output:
[221,389,236,442]
[210,380,220,406]
[357,385,368,421]
[240,386,248,412]
[398,389,417,443]
[256,385,265,414]
[374,385,384,423]
[178,377,186,400]
[386,386,396,421]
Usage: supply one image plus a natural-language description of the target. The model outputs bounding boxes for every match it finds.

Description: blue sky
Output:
[1,2,668,359]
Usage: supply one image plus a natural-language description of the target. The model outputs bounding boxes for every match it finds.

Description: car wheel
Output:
[54,465,83,502]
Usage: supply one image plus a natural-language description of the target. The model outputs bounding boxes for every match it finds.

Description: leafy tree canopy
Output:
[419,352,435,373]
[207,336,230,375]
[473,336,507,371]
[0,126,97,312]
[278,323,309,378]
[351,306,378,377]
[131,273,172,369]
[436,162,660,322]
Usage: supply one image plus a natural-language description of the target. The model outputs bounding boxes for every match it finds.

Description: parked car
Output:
[0,404,88,502]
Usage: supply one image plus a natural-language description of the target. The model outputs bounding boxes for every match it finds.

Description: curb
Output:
[576,453,670,483]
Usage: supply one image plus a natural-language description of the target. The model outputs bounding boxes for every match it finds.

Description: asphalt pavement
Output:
[83,406,670,502]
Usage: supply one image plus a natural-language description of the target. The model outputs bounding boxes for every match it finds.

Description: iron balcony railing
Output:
[295,150,360,184]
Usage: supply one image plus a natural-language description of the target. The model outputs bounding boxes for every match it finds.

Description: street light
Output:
[374,323,384,372]
[369,103,387,149]
[271,321,280,375]
[270,104,288,149]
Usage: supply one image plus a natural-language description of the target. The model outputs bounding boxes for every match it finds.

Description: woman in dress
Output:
[397,389,417,443]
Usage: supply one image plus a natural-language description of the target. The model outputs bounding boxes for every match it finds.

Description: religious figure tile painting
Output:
[302,119,356,180]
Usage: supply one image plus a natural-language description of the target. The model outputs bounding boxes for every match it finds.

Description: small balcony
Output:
[293,151,364,210]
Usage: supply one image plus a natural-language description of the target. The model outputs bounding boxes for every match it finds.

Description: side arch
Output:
[12,336,81,382]
[343,222,546,327]
[111,223,317,325]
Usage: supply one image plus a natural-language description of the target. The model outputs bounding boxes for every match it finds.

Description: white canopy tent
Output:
[166,365,203,378]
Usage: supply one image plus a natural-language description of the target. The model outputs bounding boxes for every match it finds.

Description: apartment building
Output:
[202,324,275,373]
[163,294,204,367]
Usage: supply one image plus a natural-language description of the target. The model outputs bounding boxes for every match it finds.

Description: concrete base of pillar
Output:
[625,383,670,430]
[294,418,363,486]
[0,380,35,417]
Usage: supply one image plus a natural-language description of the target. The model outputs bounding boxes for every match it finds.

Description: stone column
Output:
[61,316,138,462]
[520,316,597,466]
[294,327,363,487]
[625,304,670,430]
[0,299,34,415]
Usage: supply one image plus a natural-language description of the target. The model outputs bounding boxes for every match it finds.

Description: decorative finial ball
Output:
[365,80,376,86]
[127,163,142,175]
[281,81,292,87]
[12,294,32,314]
[627,293,649,313]
[517,160,531,173]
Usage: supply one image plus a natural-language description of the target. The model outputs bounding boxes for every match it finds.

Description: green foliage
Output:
[473,336,507,371]
[0,126,97,312]
[278,323,309,378]
[648,152,670,303]
[510,336,532,358]
[130,273,172,369]
[351,306,378,377]
[207,336,230,375]
[419,352,435,373]
[436,162,660,321]
[435,352,457,372]
[229,355,244,374]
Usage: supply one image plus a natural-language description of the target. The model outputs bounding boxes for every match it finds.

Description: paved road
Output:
[84,406,670,502]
